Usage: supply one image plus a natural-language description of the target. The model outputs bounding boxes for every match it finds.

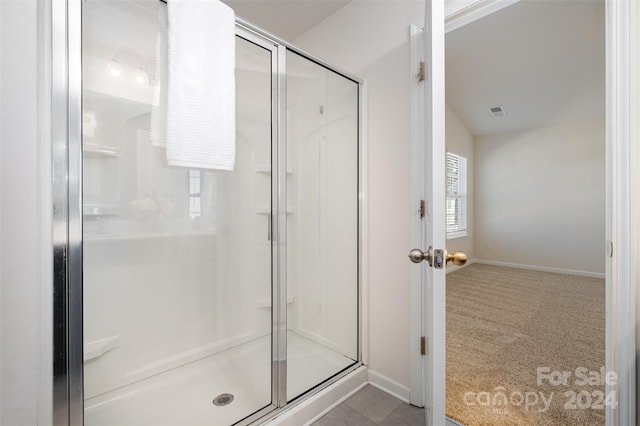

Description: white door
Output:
[407,0,447,425]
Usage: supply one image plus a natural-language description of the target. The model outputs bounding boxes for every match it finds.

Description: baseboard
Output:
[474,259,605,279]
[446,416,466,426]
[266,366,368,426]
[367,369,411,403]
[446,258,475,274]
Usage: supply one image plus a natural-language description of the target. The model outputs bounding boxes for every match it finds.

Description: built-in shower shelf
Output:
[256,295,295,308]
[255,165,294,175]
[83,142,120,158]
[84,229,216,241]
[84,204,119,217]
[256,207,294,215]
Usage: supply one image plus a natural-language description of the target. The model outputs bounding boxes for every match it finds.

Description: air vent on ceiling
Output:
[489,106,506,118]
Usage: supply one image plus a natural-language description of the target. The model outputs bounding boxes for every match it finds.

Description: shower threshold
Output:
[84,331,356,425]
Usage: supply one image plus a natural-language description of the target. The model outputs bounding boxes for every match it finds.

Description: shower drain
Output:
[212,393,234,407]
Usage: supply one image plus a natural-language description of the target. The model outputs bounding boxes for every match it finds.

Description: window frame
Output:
[445,151,468,240]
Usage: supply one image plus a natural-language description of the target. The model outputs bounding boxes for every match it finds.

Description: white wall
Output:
[445,105,474,265]
[295,0,424,397]
[474,116,606,276]
[0,0,52,424]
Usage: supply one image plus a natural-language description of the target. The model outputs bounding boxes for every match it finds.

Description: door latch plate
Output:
[433,249,444,269]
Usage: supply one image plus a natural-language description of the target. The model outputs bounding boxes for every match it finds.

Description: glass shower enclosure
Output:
[57,0,362,425]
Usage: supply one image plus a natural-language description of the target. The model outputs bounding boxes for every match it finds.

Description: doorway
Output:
[411,0,607,424]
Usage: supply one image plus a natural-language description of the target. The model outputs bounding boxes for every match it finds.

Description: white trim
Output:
[360,81,370,367]
[474,259,606,280]
[444,152,468,237]
[606,1,636,425]
[446,231,468,240]
[445,259,474,275]
[445,417,465,426]
[367,369,411,404]
[423,0,447,423]
[444,0,521,33]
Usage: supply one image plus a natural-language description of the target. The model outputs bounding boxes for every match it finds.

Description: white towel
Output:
[165,0,236,170]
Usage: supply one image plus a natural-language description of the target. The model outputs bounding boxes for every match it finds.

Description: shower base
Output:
[85,331,356,425]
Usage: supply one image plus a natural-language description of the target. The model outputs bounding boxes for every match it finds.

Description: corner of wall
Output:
[367,369,411,404]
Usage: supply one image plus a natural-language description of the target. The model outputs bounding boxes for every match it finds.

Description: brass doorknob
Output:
[445,250,467,266]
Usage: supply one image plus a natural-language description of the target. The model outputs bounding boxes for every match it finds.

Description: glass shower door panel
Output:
[82,2,273,424]
[286,51,359,401]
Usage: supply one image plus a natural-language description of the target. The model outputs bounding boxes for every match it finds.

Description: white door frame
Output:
[409,21,426,407]
[410,1,638,425]
[421,1,447,423]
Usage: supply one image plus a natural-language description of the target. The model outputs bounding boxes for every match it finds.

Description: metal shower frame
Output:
[51,0,365,424]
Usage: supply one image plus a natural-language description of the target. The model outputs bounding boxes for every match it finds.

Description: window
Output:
[446,152,467,239]
[188,170,201,219]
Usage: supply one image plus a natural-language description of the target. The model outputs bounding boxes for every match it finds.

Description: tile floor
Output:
[311,385,425,426]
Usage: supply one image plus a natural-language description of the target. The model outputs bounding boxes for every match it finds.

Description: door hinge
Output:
[419,199,425,219]
[418,61,425,82]
[420,336,427,355]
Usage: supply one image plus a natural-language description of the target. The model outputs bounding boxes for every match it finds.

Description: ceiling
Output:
[89,0,604,139]
[445,0,605,137]
[222,0,352,41]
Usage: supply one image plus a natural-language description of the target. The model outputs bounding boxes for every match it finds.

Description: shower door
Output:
[82,2,276,424]
[59,1,362,424]
[285,51,360,402]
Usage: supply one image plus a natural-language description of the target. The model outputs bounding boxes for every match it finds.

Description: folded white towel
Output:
[165,0,236,170]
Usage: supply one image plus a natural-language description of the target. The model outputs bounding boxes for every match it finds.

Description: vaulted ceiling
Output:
[223,0,352,41]
[445,0,605,137]
[89,0,604,139]
[225,0,605,137]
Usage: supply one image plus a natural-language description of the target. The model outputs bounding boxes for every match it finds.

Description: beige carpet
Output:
[446,264,605,426]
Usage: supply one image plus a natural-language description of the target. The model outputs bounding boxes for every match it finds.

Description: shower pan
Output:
[52,1,362,425]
